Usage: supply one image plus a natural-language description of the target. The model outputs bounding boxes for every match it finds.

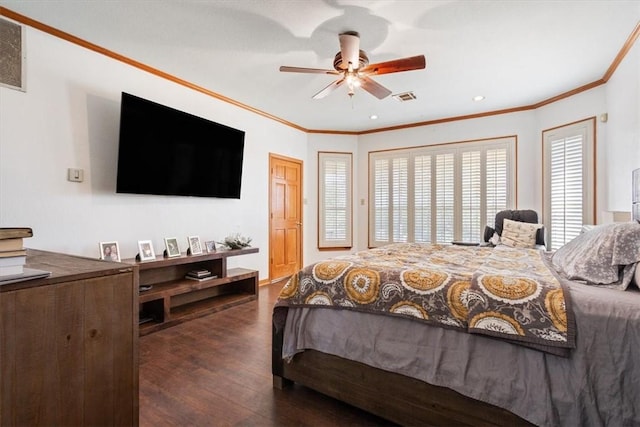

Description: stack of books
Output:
[0,227,32,277]
[0,228,50,285]
[185,269,217,281]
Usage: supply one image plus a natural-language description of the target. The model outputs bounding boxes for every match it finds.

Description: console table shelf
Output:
[125,247,258,335]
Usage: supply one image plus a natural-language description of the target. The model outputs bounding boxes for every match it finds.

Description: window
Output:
[369,137,516,247]
[318,152,352,249]
[543,118,595,250]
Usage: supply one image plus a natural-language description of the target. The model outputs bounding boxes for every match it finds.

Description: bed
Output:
[272,220,640,426]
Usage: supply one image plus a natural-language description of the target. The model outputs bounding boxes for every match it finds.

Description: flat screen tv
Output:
[116,92,245,199]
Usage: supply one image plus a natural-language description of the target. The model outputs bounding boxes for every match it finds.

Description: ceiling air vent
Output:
[392,91,417,102]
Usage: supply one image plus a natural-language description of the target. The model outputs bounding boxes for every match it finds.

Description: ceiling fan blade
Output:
[360,76,392,99]
[313,78,345,99]
[360,55,426,76]
[338,31,360,70]
[279,66,340,75]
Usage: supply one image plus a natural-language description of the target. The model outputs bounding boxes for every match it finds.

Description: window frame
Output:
[542,117,596,250]
[368,136,517,247]
[318,151,353,250]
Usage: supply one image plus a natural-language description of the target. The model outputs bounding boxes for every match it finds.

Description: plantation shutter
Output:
[435,153,455,243]
[414,155,432,243]
[369,137,515,247]
[485,148,508,228]
[392,158,409,242]
[373,158,390,244]
[318,152,352,248]
[461,150,482,242]
[543,119,595,250]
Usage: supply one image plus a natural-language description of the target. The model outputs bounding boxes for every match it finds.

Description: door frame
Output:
[268,153,304,283]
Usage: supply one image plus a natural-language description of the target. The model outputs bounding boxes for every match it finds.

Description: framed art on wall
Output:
[0,17,26,91]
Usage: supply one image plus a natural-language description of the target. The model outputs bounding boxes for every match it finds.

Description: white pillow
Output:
[500,218,543,248]
[489,232,501,246]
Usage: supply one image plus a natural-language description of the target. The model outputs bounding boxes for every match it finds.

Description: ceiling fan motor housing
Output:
[333,50,369,71]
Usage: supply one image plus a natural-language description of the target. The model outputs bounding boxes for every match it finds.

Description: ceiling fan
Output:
[279,31,426,100]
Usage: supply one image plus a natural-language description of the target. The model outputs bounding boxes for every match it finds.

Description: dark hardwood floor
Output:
[139,281,395,426]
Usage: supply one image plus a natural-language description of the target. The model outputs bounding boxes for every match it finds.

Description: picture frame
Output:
[164,237,181,257]
[138,240,156,261]
[204,240,216,253]
[99,241,121,262]
[188,235,203,255]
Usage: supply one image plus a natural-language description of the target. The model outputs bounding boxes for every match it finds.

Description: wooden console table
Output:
[124,247,259,335]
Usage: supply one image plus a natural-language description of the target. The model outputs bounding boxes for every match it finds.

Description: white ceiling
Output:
[2,0,639,132]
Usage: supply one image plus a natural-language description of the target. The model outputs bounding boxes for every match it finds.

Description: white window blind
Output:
[543,119,595,250]
[318,152,352,248]
[414,155,431,243]
[374,158,390,242]
[461,150,482,242]
[369,137,515,247]
[392,158,409,242]
[486,148,508,229]
[436,153,455,243]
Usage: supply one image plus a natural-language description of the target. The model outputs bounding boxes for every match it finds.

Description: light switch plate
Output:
[67,168,84,182]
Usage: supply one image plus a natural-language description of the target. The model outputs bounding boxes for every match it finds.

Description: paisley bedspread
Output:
[275,243,575,355]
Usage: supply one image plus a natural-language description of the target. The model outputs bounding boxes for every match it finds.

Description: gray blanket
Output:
[282,280,640,426]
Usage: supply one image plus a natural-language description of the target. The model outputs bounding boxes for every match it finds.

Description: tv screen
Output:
[116,92,245,199]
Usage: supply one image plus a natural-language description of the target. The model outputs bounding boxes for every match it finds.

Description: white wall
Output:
[0,27,308,279]
[604,34,640,211]
[1,22,638,279]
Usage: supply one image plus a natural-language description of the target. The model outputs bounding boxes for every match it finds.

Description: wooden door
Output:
[269,154,303,281]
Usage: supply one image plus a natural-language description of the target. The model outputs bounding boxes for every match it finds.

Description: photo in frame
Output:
[99,241,121,262]
[188,235,203,255]
[204,240,216,253]
[164,237,181,257]
[138,240,156,261]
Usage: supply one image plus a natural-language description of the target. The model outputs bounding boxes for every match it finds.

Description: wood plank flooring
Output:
[139,281,394,426]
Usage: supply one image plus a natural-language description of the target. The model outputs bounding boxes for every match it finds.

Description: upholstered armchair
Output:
[483,209,545,246]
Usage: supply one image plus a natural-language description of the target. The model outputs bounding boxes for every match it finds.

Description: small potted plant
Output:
[221,233,252,250]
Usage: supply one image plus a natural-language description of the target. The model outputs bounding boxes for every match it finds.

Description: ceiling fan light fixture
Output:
[370,114,378,120]
[473,95,485,101]
[346,73,362,87]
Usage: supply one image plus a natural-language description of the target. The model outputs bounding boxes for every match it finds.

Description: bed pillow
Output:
[552,222,640,289]
[500,218,543,248]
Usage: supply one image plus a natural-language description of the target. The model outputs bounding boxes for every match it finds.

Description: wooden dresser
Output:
[0,249,139,426]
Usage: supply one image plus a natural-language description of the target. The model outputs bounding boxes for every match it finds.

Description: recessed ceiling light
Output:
[473,95,485,101]
[370,114,378,120]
